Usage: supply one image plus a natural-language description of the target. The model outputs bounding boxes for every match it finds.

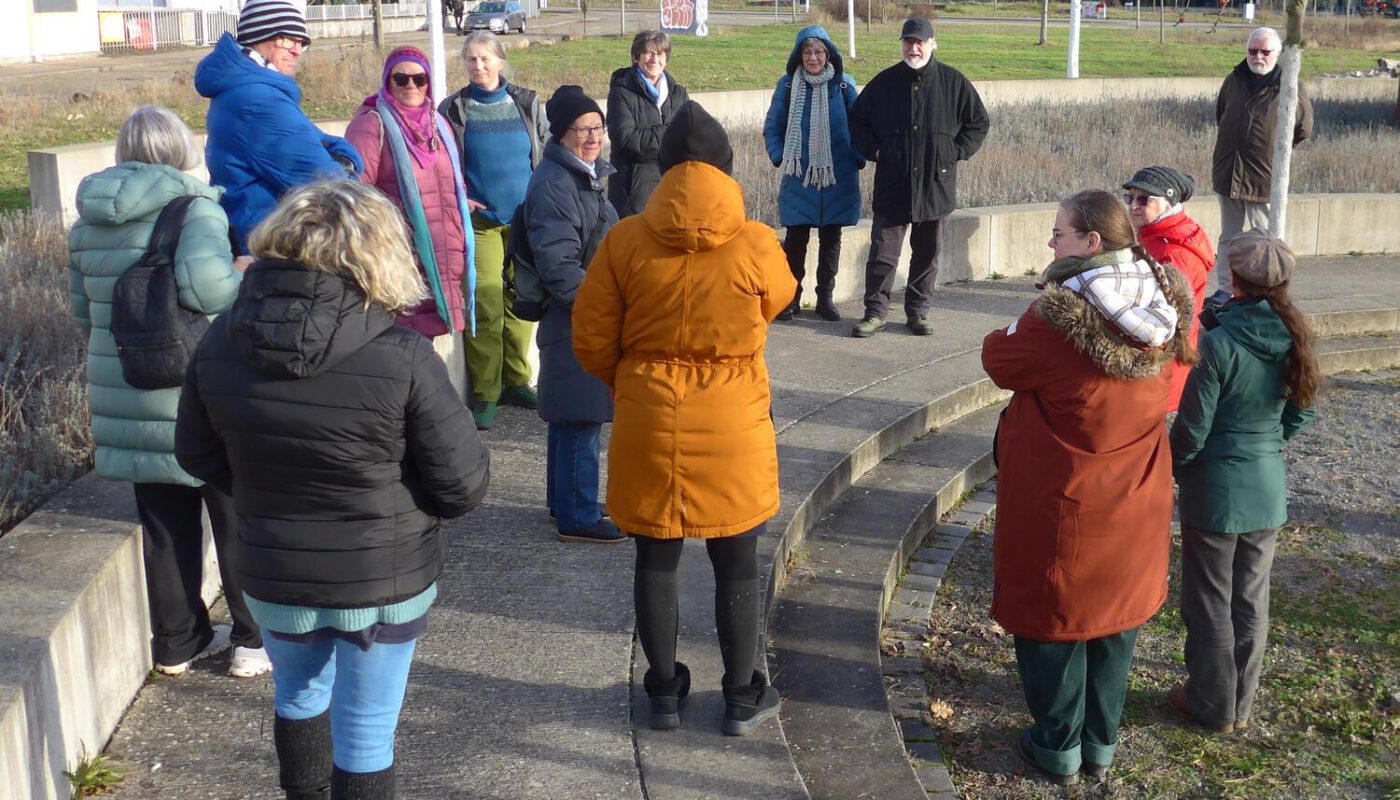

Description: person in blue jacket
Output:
[762,25,864,322]
[195,0,363,253]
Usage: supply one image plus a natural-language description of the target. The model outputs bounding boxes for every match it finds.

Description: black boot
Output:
[643,661,691,730]
[776,297,800,321]
[331,765,395,800]
[814,292,841,321]
[274,713,332,800]
[721,670,781,737]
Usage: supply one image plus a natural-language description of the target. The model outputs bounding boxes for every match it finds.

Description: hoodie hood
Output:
[641,161,746,253]
[226,259,395,379]
[785,25,845,79]
[75,162,221,226]
[1214,297,1292,362]
[195,32,301,104]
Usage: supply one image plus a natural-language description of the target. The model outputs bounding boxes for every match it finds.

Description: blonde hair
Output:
[247,181,427,314]
[116,106,202,171]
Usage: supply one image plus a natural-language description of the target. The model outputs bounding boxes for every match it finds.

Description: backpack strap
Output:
[145,196,200,262]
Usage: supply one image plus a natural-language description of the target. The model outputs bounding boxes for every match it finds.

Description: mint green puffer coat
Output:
[68,162,242,486]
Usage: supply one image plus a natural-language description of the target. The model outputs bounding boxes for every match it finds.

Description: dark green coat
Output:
[1170,298,1314,533]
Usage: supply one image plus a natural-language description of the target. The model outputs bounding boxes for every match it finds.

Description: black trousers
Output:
[862,213,946,320]
[782,224,843,305]
[133,482,261,666]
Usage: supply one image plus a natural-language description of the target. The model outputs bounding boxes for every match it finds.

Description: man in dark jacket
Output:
[1210,26,1312,296]
[847,18,989,339]
[606,30,691,217]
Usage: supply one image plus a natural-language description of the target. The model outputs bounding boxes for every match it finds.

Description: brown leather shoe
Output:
[1167,684,1234,733]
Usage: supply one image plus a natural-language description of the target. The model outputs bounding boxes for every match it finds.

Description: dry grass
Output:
[0,210,91,533]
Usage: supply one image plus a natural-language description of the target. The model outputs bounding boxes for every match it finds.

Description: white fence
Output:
[97,7,238,53]
[306,2,427,20]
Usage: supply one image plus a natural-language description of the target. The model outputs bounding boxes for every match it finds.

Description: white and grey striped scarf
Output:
[779,62,836,190]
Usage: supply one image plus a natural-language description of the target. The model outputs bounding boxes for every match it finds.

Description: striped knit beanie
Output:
[237,0,309,47]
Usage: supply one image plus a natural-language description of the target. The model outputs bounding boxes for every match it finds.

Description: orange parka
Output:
[982,266,1193,642]
[573,161,797,539]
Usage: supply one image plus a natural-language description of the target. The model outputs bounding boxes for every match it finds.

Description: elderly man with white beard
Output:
[1209,26,1313,299]
[846,18,989,340]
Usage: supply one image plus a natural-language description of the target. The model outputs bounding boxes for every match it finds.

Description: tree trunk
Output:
[372,0,385,50]
[1039,0,1050,44]
[1269,0,1307,236]
[1158,0,1165,44]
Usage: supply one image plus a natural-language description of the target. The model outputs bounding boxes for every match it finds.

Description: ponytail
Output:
[1233,274,1321,409]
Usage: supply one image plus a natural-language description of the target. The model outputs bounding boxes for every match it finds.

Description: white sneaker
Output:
[155,623,232,676]
[228,645,273,678]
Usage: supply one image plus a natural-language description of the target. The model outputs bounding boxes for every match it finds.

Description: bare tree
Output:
[373,0,385,50]
[1039,0,1050,45]
[1269,0,1307,234]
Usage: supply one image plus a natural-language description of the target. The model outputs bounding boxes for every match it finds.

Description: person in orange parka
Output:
[573,101,797,737]
[982,190,1196,786]
[1123,166,1217,413]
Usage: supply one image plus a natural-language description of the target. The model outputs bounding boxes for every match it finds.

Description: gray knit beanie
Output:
[237,0,309,47]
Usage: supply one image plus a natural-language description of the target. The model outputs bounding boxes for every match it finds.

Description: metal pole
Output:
[1068,0,1081,78]
[149,0,159,51]
[621,0,626,36]
[848,0,856,58]
[1136,0,1141,28]
[428,0,446,105]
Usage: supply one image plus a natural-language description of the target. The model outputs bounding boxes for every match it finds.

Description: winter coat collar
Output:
[75,162,221,226]
[1139,212,1215,268]
[1035,256,1195,381]
[542,140,616,181]
[195,32,301,103]
[610,65,680,100]
[226,259,396,380]
[641,161,746,254]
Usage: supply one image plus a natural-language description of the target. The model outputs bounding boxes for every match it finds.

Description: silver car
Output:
[465,1,526,34]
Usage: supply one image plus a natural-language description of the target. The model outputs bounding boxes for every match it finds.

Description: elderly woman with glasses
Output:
[983,189,1196,787]
[607,30,691,217]
[1122,166,1217,412]
[440,31,550,429]
[345,46,474,398]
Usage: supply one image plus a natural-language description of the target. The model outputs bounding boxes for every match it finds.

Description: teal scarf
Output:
[376,102,477,335]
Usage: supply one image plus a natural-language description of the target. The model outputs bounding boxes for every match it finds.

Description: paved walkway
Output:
[100,255,1400,799]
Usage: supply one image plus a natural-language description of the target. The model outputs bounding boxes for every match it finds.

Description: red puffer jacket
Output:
[1138,210,1215,413]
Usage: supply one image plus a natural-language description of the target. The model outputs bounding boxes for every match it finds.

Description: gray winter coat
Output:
[523,141,618,423]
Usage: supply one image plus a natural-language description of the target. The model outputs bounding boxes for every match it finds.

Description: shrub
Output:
[0,210,90,534]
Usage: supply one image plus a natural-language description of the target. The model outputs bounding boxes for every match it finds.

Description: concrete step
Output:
[1315,332,1400,374]
[770,404,1003,800]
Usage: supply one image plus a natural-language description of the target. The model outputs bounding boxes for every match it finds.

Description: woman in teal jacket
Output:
[1168,230,1319,734]
[68,107,265,678]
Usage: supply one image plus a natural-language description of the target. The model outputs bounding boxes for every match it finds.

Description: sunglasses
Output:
[391,73,429,88]
[1123,193,1156,208]
[1248,48,1273,56]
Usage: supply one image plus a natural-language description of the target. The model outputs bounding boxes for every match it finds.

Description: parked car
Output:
[466,1,526,34]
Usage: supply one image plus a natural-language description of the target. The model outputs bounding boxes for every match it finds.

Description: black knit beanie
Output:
[658,101,733,176]
[545,85,604,142]
[1122,165,1195,204]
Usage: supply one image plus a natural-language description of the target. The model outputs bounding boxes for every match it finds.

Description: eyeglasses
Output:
[568,124,605,139]
[1050,229,1086,243]
[1123,193,1156,208]
[1248,48,1273,56]
[391,73,429,88]
[273,36,310,53]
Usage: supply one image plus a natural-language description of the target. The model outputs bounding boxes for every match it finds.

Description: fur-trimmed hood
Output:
[1035,260,1194,381]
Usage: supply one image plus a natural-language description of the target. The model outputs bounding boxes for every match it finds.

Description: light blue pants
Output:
[262,635,417,773]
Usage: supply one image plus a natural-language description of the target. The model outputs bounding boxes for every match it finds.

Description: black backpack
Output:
[504,191,612,322]
[110,196,211,390]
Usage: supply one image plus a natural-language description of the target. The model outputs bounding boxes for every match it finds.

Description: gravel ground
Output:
[909,372,1400,800]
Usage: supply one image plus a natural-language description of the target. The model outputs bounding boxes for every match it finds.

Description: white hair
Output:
[116,106,201,171]
[1248,27,1281,49]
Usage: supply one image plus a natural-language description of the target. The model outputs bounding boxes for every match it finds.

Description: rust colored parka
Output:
[982,265,1193,642]
[573,161,797,539]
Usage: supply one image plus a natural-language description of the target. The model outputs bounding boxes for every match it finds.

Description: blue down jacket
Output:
[762,25,863,228]
[194,33,363,252]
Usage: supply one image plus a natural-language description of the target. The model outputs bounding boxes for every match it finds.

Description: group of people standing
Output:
[62,0,1321,794]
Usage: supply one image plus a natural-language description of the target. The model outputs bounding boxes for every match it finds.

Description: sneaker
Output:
[850,316,886,338]
[1016,730,1079,786]
[556,518,626,544]
[155,624,232,676]
[1167,683,1234,733]
[229,645,273,678]
[907,316,933,336]
[814,295,841,321]
[472,401,497,431]
[721,671,782,736]
[499,385,538,410]
[645,662,691,731]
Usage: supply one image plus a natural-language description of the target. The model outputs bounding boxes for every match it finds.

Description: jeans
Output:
[262,635,417,774]
[546,421,602,531]
[1180,525,1278,728]
[862,213,946,320]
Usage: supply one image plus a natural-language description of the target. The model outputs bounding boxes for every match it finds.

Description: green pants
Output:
[1013,628,1139,775]
[465,221,534,403]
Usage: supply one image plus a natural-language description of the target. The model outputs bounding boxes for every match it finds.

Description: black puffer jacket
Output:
[176,260,490,609]
[848,58,989,224]
[605,67,690,217]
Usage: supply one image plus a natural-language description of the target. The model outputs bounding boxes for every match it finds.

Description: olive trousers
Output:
[465,221,534,404]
